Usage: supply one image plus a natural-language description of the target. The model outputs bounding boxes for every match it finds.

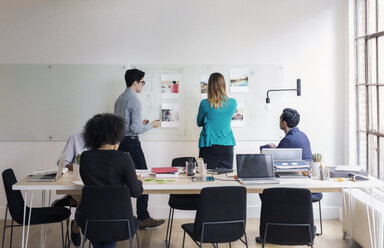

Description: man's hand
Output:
[151,120,161,128]
[142,120,149,125]
[66,164,73,171]
[268,143,276,148]
[137,174,144,181]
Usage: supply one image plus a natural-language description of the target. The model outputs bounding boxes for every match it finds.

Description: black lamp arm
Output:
[265,79,301,103]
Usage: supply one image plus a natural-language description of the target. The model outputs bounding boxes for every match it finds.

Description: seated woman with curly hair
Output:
[75,113,143,248]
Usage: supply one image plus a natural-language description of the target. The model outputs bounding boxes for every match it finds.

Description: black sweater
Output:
[79,150,143,198]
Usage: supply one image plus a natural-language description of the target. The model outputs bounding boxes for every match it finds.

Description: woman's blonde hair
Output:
[207,73,228,109]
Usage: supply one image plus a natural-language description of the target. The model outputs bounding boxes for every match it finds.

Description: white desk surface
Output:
[13,171,384,194]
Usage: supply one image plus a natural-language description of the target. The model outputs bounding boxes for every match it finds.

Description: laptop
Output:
[28,153,66,182]
[261,148,302,162]
[236,154,279,184]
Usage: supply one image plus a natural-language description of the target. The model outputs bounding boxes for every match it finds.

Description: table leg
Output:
[25,191,33,248]
[21,191,27,248]
[41,190,46,248]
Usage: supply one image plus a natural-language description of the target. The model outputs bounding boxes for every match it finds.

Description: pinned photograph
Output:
[161,103,180,128]
[161,74,181,99]
[231,102,244,127]
[230,68,249,92]
[200,75,209,99]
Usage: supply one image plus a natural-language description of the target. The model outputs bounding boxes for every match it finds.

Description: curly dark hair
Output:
[282,108,300,128]
[83,113,126,150]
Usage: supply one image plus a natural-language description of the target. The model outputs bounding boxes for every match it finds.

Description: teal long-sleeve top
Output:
[197,98,237,148]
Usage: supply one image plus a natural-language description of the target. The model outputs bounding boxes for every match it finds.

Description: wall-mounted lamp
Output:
[265,78,301,110]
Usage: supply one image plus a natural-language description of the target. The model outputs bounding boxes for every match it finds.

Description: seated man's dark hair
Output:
[282,108,300,128]
[125,69,145,87]
[83,113,126,150]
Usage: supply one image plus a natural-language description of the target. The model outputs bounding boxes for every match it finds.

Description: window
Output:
[355,0,384,179]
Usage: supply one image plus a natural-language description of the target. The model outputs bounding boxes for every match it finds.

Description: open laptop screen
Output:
[261,148,302,161]
[236,154,274,178]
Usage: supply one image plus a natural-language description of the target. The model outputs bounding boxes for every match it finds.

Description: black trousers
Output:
[199,145,234,169]
[118,137,150,221]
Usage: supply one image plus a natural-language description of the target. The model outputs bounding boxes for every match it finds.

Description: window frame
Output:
[355,0,384,178]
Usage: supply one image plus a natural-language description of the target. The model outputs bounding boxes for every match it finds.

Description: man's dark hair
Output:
[125,69,145,87]
[281,108,300,128]
[83,113,126,150]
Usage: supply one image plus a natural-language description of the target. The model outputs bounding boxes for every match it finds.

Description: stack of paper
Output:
[152,167,179,179]
[30,168,68,176]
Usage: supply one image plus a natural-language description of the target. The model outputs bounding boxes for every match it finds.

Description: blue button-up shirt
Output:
[114,88,152,136]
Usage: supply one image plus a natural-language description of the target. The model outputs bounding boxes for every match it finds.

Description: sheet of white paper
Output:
[161,103,180,128]
[200,75,208,99]
[161,74,181,99]
[230,68,249,92]
[231,101,244,127]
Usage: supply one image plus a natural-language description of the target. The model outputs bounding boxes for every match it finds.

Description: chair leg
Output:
[182,231,186,248]
[229,242,231,248]
[61,221,65,248]
[9,219,14,248]
[243,229,248,247]
[168,208,175,248]
[2,206,8,248]
[66,219,70,248]
[82,237,87,248]
[165,207,172,246]
[136,232,140,248]
[308,224,314,248]
[262,224,269,248]
[317,200,323,235]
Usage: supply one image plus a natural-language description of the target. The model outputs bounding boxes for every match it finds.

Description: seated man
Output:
[260,108,312,161]
[52,133,87,246]
[257,108,315,243]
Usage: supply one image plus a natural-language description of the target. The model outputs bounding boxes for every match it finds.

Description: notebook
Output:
[28,153,66,182]
[236,154,279,184]
[151,167,178,174]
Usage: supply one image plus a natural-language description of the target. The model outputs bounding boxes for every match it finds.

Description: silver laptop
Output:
[28,153,66,182]
[261,148,309,167]
[261,148,302,161]
[236,154,279,184]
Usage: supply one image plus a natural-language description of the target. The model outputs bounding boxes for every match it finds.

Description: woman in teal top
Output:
[197,72,237,169]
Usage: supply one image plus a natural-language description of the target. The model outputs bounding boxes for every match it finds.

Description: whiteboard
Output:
[0,64,285,141]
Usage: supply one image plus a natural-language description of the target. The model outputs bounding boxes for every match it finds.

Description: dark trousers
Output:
[119,137,150,221]
[199,145,234,169]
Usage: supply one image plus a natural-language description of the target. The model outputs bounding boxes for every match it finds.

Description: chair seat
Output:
[181,223,196,240]
[168,194,200,210]
[311,193,323,202]
[265,225,317,245]
[19,207,71,225]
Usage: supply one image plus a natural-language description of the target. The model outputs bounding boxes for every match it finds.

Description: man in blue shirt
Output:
[114,69,164,229]
[260,108,312,161]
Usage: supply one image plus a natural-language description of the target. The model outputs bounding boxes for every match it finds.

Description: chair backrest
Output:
[193,186,247,243]
[2,169,26,224]
[77,185,135,242]
[260,188,315,245]
[171,157,195,167]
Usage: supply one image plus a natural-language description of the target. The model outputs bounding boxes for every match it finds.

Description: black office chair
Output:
[165,157,200,248]
[181,186,248,248]
[1,168,70,248]
[76,185,140,248]
[312,192,323,235]
[259,188,316,248]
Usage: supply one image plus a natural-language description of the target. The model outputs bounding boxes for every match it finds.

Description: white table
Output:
[13,172,384,248]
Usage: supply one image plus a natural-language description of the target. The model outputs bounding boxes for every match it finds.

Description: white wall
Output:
[0,0,348,219]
